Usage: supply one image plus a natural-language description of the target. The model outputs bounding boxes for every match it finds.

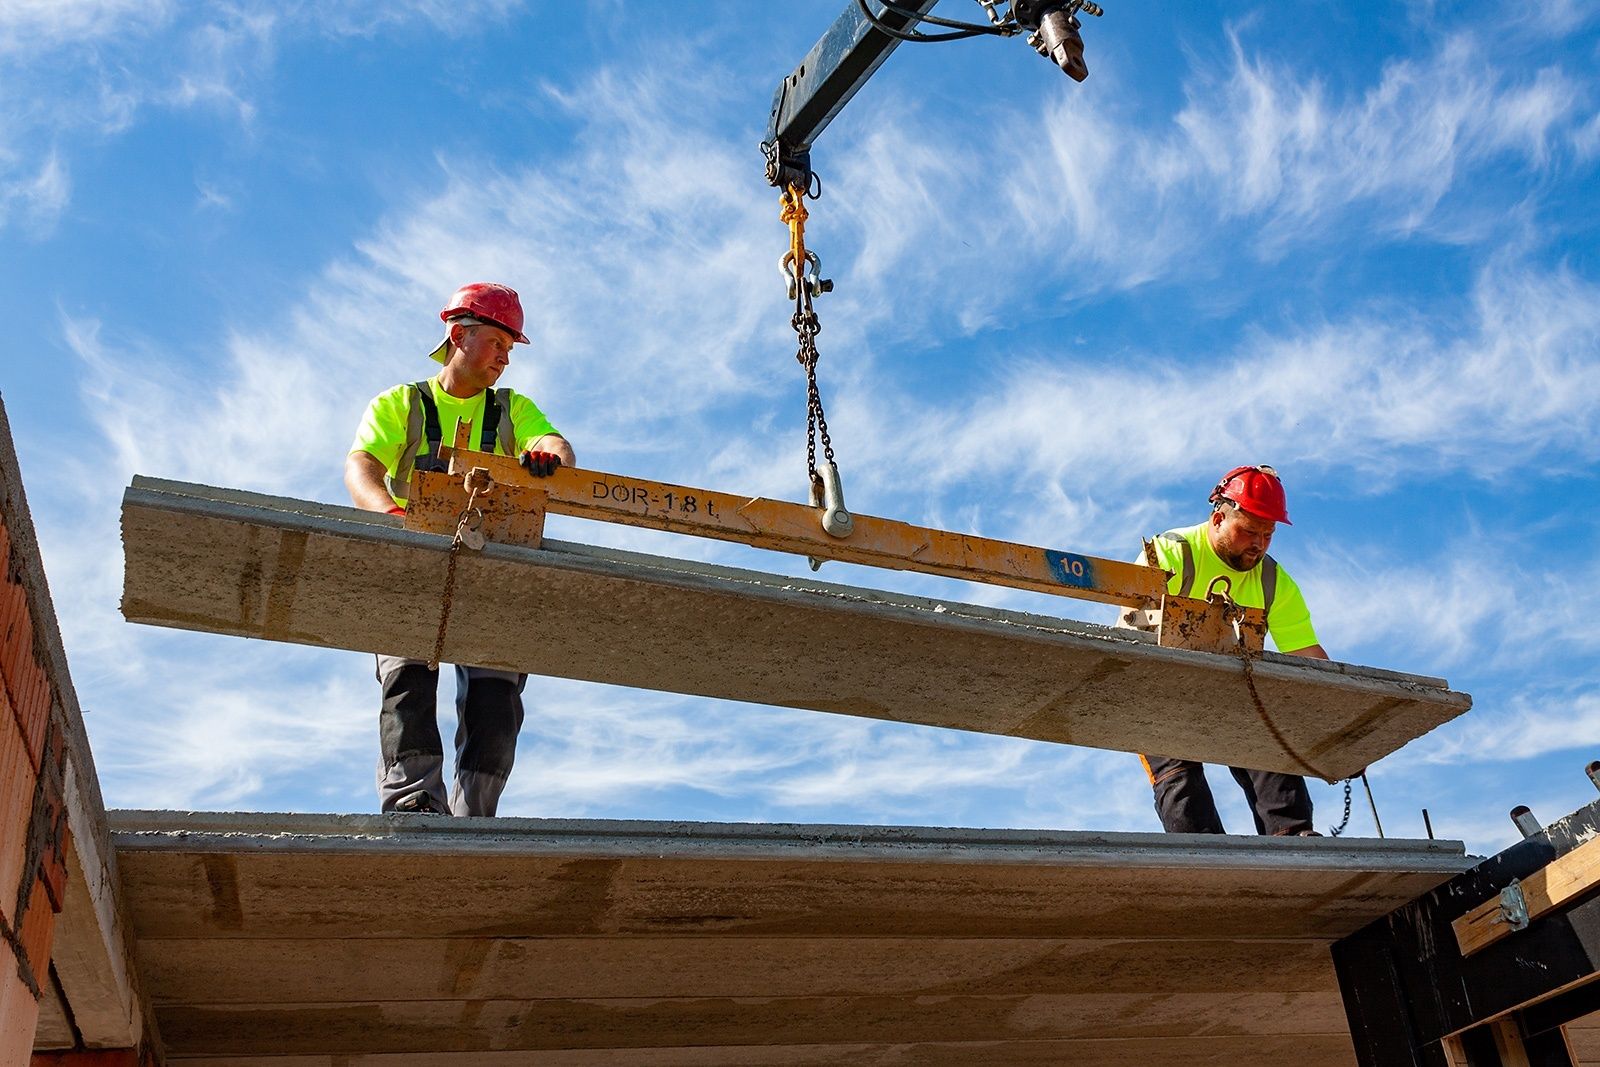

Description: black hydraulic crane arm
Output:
[763,0,1101,191]
[763,0,941,191]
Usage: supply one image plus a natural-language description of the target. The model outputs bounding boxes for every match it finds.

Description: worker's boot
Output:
[392,790,448,815]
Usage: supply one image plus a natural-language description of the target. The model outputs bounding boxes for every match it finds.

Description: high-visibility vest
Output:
[1153,529,1279,613]
[1118,529,1279,633]
[384,379,517,501]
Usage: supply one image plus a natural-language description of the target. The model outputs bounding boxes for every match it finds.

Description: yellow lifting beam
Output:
[403,420,1266,654]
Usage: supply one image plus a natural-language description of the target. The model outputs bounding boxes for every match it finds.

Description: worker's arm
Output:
[1287,644,1330,661]
[345,450,399,513]
[526,432,576,468]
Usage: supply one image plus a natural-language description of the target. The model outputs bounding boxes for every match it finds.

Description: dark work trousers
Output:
[1140,754,1314,835]
[375,654,527,817]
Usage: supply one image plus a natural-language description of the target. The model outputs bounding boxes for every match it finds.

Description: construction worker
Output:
[345,282,575,816]
[1121,465,1330,836]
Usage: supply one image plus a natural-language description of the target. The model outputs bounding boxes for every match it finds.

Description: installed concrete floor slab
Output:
[121,479,1469,779]
[112,811,1471,1065]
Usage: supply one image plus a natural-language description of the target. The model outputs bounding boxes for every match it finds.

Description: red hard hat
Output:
[437,280,528,340]
[1209,464,1292,525]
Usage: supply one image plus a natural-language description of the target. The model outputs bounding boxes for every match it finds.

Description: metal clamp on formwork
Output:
[1496,879,1531,933]
[1156,577,1266,656]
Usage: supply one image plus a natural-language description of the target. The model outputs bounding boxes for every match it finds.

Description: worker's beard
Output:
[1216,543,1261,571]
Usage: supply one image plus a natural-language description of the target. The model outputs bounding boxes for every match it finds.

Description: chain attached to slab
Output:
[429,467,493,671]
[1328,779,1354,836]
[1213,580,1334,784]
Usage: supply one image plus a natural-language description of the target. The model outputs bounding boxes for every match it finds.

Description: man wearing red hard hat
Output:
[345,282,575,816]
[1120,465,1330,836]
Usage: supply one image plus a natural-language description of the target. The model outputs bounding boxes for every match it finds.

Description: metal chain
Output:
[794,283,836,482]
[428,470,492,671]
[780,178,838,487]
[1327,778,1355,836]
[1221,597,1332,783]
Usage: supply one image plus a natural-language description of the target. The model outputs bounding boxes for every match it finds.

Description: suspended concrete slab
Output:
[112,809,1473,1065]
[119,477,1470,780]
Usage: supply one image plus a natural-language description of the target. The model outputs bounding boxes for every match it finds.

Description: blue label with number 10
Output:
[1044,550,1095,589]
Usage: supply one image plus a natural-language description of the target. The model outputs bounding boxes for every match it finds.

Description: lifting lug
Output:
[817,462,853,539]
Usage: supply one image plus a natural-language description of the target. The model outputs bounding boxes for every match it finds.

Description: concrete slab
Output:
[120,478,1470,780]
[112,810,1472,1065]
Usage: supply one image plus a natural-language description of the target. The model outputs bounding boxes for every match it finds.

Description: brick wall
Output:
[0,506,71,1066]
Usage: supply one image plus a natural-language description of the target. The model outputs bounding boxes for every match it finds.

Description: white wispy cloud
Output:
[1573,111,1600,160]
[0,0,527,233]
[1409,688,1600,766]
[0,149,68,233]
[819,18,1594,334]
[82,639,373,810]
[0,0,171,53]
[847,257,1600,510]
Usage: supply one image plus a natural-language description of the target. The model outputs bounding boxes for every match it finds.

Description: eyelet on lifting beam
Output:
[816,461,853,539]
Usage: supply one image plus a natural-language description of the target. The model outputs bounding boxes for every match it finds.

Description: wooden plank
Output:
[1454,836,1600,957]
[113,848,1461,944]
[134,935,1340,1004]
[135,1034,1364,1066]
[404,437,1169,610]
[150,992,1353,1055]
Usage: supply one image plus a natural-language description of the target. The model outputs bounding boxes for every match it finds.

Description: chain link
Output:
[428,470,492,671]
[1220,595,1332,783]
[793,283,837,482]
[1327,778,1355,837]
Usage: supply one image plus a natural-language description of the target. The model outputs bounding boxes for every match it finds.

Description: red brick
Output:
[6,619,37,699]
[0,969,41,1066]
[0,715,33,928]
[0,583,23,663]
[39,820,70,913]
[18,876,57,991]
[22,661,47,744]
[0,577,20,640]
[10,664,46,775]
[33,731,67,912]
[0,610,33,705]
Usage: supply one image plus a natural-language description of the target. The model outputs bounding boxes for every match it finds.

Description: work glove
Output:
[386,505,405,516]
[520,449,562,478]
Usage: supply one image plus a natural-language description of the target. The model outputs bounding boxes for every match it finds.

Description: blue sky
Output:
[3,1,1597,854]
